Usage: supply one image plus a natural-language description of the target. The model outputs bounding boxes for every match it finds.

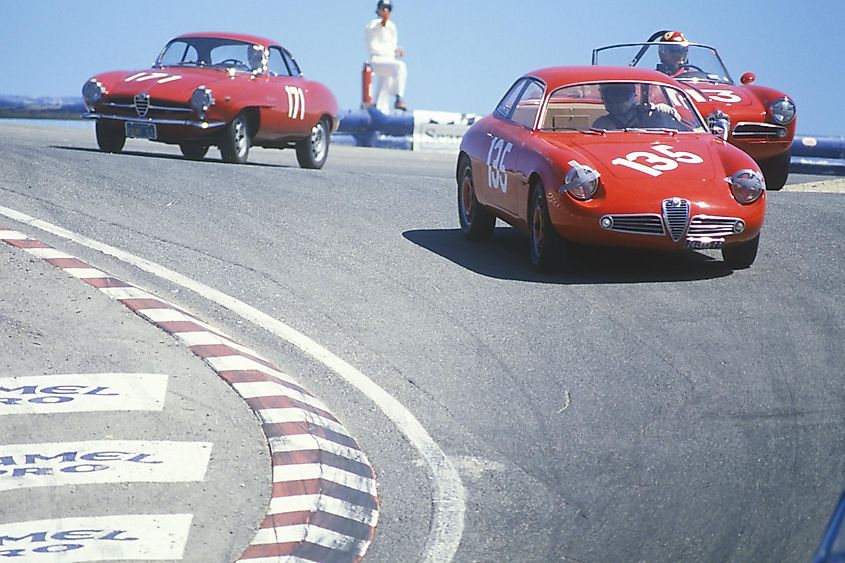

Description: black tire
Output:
[722,233,760,269]
[457,156,495,240]
[296,116,330,169]
[219,113,251,164]
[529,181,564,271]
[759,150,790,191]
[179,141,209,161]
[95,121,125,153]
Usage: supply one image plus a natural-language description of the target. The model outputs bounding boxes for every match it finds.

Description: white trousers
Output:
[370,56,407,112]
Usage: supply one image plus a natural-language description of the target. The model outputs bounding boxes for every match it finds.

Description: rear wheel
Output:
[759,150,790,191]
[95,121,125,153]
[529,181,564,271]
[722,234,760,269]
[219,113,251,164]
[457,156,495,240]
[296,116,330,169]
[179,141,209,161]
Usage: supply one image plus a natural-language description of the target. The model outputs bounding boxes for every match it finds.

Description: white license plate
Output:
[125,122,157,139]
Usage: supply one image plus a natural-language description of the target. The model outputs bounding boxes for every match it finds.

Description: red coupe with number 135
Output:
[457,66,766,271]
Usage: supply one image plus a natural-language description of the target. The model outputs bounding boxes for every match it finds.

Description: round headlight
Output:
[725,169,765,204]
[770,97,795,125]
[81,79,105,110]
[561,160,600,201]
[190,86,214,116]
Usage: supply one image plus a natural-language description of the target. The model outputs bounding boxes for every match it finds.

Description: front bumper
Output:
[81,112,226,129]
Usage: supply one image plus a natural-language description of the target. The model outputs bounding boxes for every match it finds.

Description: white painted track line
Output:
[0,204,466,563]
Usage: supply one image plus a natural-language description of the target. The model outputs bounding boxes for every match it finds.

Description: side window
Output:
[510,80,545,129]
[268,47,291,77]
[282,49,302,77]
[495,79,527,119]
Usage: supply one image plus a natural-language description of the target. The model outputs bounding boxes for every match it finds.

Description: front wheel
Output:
[219,113,251,164]
[179,141,209,161]
[759,150,790,191]
[296,117,330,169]
[722,234,760,269]
[529,181,564,271]
[95,121,125,153]
[457,156,495,240]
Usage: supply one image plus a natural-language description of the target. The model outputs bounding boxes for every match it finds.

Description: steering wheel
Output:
[219,58,245,67]
[680,63,706,73]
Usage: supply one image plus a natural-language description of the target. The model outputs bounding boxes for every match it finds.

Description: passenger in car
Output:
[592,83,682,130]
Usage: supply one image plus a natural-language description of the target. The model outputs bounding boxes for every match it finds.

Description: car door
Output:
[266,46,310,137]
[478,78,544,220]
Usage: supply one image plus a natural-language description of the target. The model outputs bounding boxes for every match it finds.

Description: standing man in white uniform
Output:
[365,0,408,111]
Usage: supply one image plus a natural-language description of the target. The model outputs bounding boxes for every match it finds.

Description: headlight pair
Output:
[81,79,106,111]
[190,86,215,118]
[560,161,600,201]
[725,169,765,204]
[770,97,796,125]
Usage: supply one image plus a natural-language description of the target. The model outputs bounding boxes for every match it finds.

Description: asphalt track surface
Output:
[1,122,843,562]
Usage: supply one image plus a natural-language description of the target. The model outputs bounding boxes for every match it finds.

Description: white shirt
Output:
[366,18,399,59]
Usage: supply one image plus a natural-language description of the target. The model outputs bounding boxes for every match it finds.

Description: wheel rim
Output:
[234,118,248,158]
[531,198,545,258]
[460,170,475,223]
[310,121,327,162]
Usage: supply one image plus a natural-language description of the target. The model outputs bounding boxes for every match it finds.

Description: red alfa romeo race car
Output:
[457,66,766,270]
[592,31,796,190]
[81,32,339,168]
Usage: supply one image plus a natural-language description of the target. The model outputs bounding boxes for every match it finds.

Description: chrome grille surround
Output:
[688,215,742,238]
[662,197,689,242]
[599,214,665,236]
[732,122,788,139]
[134,93,150,117]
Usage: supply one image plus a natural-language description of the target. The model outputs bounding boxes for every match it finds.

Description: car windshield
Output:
[156,37,265,73]
[540,81,707,133]
[592,43,733,84]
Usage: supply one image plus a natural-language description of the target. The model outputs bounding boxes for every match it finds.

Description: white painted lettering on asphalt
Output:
[0,373,168,415]
[0,514,192,561]
[0,441,211,491]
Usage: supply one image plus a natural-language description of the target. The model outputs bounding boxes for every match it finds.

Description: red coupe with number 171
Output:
[457,66,766,270]
[81,32,339,168]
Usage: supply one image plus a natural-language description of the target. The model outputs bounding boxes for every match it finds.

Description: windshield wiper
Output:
[623,128,677,135]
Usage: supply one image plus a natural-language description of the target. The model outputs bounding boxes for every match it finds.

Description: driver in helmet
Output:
[656,31,690,77]
[592,82,682,131]
[248,45,265,73]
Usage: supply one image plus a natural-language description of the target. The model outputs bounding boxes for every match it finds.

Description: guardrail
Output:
[2,94,845,174]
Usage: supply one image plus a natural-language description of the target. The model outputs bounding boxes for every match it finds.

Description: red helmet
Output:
[658,31,689,72]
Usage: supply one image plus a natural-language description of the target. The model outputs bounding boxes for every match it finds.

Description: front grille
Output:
[688,215,740,238]
[732,122,787,139]
[134,93,149,117]
[662,198,689,242]
[105,98,192,118]
[601,214,664,235]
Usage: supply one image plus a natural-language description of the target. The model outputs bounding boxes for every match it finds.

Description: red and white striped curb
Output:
[0,226,379,562]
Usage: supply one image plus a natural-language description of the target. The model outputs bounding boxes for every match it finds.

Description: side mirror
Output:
[740,72,756,85]
[707,110,730,141]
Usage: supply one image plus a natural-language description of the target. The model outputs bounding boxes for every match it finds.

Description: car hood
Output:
[96,67,246,100]
[537,132,758,210]
[680,81,756,109]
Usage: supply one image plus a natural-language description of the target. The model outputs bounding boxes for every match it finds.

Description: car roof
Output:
[524,66,681,89]
[173,32,278,48]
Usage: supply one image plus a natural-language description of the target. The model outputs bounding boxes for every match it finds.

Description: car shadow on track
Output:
[51,146,295,168]
[403,227,734,284]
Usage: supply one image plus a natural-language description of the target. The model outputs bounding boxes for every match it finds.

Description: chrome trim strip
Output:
[80,113,225,128]
[106,102,192,113]
[731,122,788,138]
[688,214,742,237]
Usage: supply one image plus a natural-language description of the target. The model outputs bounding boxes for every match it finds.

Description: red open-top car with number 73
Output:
[81,32,339,168]
[457,66,766,271]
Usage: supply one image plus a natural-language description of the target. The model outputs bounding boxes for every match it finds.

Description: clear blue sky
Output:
[1,1,842,135]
